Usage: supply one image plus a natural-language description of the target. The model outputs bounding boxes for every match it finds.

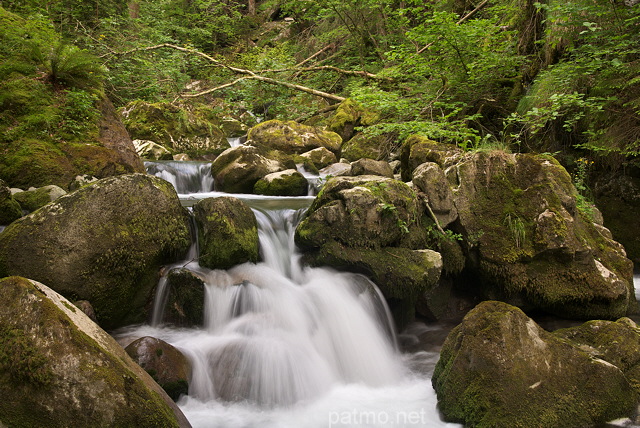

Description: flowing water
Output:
[126,162,461,427]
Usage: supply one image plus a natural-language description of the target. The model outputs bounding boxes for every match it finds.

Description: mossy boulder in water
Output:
[210,145,286,193]
[448,151,635,319]
[193,197,259,270]
[432,300,638,427]
[159,268,206,327]
[0,276,191,428]
[254,169,308,196]
[295,175,440,328]
[309,241,442,328]
[125,336,192,401]
[0,174,192,329]
[248,119,342,156]
[296,175,427,249]
[0,179,22,225]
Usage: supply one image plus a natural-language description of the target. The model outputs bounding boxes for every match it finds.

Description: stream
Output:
[114,160,461,428]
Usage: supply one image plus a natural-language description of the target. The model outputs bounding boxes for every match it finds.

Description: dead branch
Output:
[108,43,346,103]
[258,65,392,81]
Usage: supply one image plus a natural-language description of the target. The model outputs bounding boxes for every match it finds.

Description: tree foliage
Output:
[1,0,639,171]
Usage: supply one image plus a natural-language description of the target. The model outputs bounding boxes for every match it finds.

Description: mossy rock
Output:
[160,268,206,327]
[432,300,639,427]
[120,100,228,157]
[13,185,66,213]
[341,132,390,162]
[295,175,427,250]
[326,98,380,142]
[254,169,308,196]
[248,119,342,156]
[350,158,394,178]
[0,174,192,329]
[0,179,22,224]
[400,135,463,181]
[412,162,458,228]
[448,151,635,319]
[299,147,337,170]
[193,197,260,270]
[305,240,442,329]
[554,317,640,391]
[0,276,190,428]
[125,336,192,402]
[210,145,286,194]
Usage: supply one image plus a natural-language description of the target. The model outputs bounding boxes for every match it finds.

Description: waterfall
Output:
[116,183,459,428]
[145,161,214,194]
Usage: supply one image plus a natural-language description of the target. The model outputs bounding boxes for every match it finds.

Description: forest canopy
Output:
[0,0,638,171]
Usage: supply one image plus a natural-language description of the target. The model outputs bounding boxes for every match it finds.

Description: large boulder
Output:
[432,300,638,427]
[210,145,286,193]
[125,336,192,401]
[0,276,191,428]
[193,197,260,270]
[254,169,309,196]
[295,175,440,328]
[248,120,342,156]
[448,151,635,319]
[120,100,228,157]
[0,174,192,329]
[0,179,22,225]
[296,175,427,250]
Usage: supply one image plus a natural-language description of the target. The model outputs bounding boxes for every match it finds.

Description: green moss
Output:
[194,197,260,269]
[0,324,54,386]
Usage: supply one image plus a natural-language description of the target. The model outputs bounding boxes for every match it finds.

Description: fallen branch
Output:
[259,65,393,81]
[108,43,346,102]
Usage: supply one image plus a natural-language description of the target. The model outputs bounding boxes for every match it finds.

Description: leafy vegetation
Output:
[0,0,638,183]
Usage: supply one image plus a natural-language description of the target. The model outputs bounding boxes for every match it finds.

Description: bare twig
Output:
[416,0,490,54]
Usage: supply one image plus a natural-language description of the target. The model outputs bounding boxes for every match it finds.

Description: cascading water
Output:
[120,166,461,427]
[145,161,214,194]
